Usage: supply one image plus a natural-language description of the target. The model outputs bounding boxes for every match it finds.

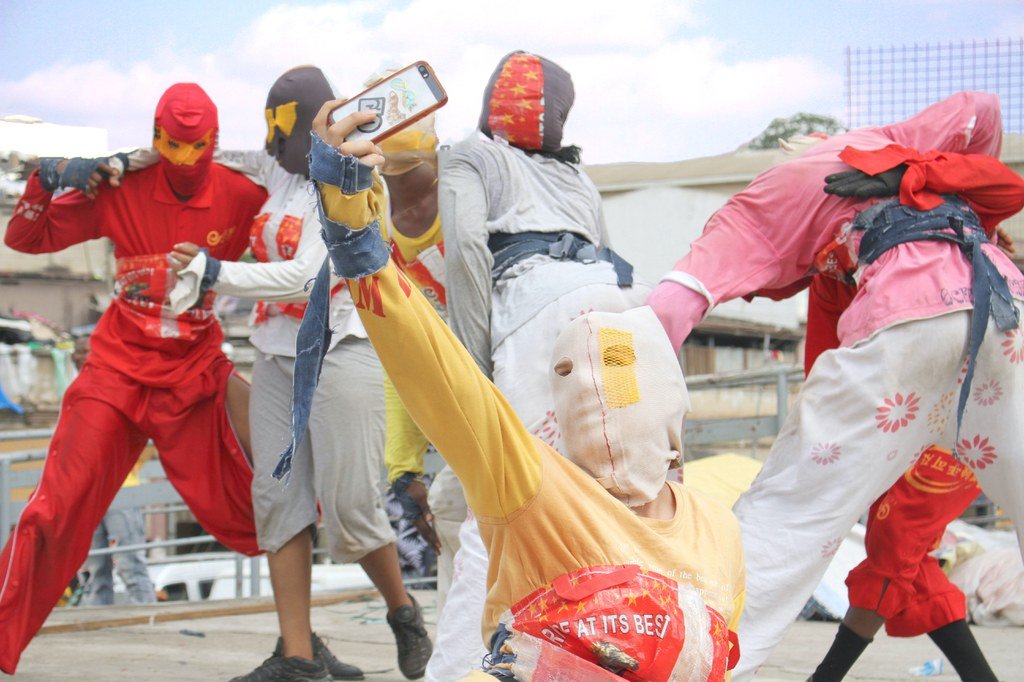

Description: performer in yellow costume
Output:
[289,104,745,681]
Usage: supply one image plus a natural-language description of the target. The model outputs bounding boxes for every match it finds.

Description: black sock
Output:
[927,619,998,682]
[810,623,872,682]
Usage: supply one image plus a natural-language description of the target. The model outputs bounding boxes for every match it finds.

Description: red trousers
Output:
[0,358,259,673]
[846,447,981,637]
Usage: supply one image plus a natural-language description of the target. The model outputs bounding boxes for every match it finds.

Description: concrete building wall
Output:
[0,118,108,158]
[0,205,114,330]
[0,277,107,330]
[0,205,115,281]
[599,182,807,330]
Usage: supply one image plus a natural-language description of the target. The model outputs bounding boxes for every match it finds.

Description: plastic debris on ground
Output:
[908,657,943,677]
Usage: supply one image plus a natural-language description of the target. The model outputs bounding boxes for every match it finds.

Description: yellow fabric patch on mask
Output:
[599,327,640,408]
[265,101,299,143]
[379,126,439,176]
[380,128,438,155]
[153,126,213,166]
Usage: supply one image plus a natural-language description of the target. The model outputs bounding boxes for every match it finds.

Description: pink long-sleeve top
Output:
[648,91,1024,352]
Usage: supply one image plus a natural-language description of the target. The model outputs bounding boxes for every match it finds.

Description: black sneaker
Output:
[311,632,365,680]
[386,594,433,679]
[228,654,330,682]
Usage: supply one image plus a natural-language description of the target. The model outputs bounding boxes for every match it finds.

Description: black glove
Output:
[824,164,907,199]
[37,152,131,193]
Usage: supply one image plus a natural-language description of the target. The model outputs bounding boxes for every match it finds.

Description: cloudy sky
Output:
[2,0,1021,163]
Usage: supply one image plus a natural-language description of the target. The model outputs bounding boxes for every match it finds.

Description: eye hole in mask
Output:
[554,357,573,376]
[153,126,214,166]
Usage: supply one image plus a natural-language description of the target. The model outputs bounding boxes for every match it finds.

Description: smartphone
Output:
[329,62,448,143]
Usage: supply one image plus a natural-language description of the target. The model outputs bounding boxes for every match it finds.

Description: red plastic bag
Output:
[507,565,686,681]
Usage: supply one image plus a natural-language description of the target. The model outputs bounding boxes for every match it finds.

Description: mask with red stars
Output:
[478,51,575,153]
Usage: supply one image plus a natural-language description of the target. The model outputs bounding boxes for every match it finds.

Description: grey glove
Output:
[824,164,907,199]
[38,152,131,193]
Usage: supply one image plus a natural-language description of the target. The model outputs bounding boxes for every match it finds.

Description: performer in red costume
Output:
[0,83,266,674]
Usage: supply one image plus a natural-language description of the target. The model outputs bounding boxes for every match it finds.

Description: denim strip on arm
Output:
[276,137,388,480]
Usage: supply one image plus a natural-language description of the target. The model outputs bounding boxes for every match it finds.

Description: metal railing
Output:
[683,365,803,448]
[0,427,444,602]
[0,430,266,599]
[1,367,797,570]
[0,363,1010,607]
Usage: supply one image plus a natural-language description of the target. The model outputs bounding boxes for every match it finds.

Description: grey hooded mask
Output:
[265,66,335,177]
[478,51,575,154]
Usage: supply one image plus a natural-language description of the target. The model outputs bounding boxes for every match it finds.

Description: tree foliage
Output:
[748,113,847,150]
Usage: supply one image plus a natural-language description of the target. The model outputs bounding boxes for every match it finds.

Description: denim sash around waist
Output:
[482,624,516,678]
[487,231,634,288]
[851,195,1019,453]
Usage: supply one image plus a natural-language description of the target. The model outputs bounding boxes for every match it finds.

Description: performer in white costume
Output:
[169,66,431,682]
[431,51,649,680]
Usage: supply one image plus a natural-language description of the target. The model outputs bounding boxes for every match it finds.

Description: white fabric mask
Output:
[550,306,690,507]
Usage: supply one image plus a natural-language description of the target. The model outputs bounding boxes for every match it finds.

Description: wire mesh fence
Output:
[845,38,1023,159]
[845,38,1024,245]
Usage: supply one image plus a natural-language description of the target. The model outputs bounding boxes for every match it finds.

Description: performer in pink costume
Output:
[646,91,1024,679]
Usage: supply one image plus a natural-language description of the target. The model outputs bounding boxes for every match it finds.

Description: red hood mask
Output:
[478,51,575,153]
[153,83,218,197]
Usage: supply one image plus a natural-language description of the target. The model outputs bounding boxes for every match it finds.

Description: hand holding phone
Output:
[312,106,385,168]
[329,61,447,144]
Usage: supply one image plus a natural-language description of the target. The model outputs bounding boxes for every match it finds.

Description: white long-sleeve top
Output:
[209,150,365,357]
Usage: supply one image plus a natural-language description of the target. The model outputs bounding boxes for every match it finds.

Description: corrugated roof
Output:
[585,148,781,191]
[585,133,1024,191]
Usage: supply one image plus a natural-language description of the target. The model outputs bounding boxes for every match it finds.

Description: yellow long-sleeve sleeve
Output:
[320,182,541,520]
[382,213,446,484]
[383,373,430,483]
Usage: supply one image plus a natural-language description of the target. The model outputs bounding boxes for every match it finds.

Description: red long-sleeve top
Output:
[5,166,266,386]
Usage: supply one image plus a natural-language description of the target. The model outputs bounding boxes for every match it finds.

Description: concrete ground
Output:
[10,589,1023,681]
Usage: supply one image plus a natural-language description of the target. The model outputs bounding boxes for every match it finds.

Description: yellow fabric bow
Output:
[265,101,299,143]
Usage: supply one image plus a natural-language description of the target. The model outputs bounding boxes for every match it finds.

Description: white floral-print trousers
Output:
[732,309,1024,680]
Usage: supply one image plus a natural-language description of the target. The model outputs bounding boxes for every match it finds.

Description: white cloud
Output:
[0,0,840,162]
